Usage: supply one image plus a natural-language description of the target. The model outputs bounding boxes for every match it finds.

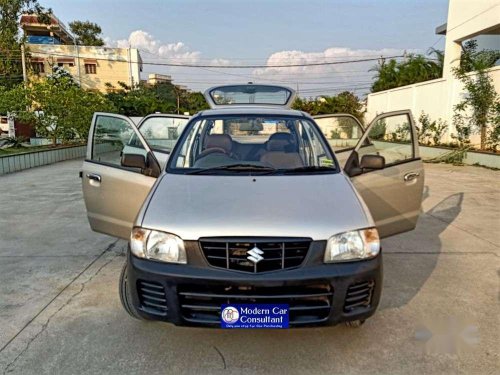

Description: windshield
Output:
[208,85,293,107]
[167,115,338,175]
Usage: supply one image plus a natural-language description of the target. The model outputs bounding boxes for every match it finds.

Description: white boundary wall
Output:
[366,66,500,145]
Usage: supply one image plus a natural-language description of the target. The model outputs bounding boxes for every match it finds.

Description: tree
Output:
[450,40,500,151]
[104,81,209,116]
[370,52,443,92]
[69,20,105,46]
[105,82,176,116]
[292,91,365,122]
[452,60,499,151]
[459,40,500,73]
[1,68,115,144]
[0,0,51,87]
[0,83,30,114]
[181,91,210,114]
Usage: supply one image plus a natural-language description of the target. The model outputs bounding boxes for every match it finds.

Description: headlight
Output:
[130,227,187,264]
[324,228,380,263]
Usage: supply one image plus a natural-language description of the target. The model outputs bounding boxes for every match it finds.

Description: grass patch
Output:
[0,144,84,156]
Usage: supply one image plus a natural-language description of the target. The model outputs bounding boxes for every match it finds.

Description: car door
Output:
[82,113,161,240]
[313,114,366,166]
[343,110,424,238]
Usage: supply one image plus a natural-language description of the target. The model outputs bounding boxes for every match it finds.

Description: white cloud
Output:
[209,58,231,66]
[109,30,201,63]
[252,47,421,95]
[105,31,421,95]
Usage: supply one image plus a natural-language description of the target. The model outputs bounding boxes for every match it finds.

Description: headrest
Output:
[204,134,232,153]
[267,132,295,151]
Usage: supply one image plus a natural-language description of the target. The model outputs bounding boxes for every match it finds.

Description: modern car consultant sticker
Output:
[221,304,289,328]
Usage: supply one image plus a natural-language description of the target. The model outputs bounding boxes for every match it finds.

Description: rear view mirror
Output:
[121,153,147,169]
[239,121,264,132]
[360,154,385,170]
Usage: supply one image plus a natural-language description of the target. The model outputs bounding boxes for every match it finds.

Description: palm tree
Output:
[370,59,400,92]
[428,48,444,75]
[370,53,444,93]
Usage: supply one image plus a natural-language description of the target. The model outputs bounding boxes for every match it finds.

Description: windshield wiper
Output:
[187,164,277,175]
[281,166,336,174]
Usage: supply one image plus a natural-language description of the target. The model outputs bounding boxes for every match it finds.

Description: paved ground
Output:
[0,160,498,374]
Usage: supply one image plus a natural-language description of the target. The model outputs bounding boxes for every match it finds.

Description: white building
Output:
[366,0,499,145]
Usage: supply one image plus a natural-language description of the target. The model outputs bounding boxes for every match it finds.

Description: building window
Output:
[85,64,97,74]
[32,62,45,73]
[58,63,64,67]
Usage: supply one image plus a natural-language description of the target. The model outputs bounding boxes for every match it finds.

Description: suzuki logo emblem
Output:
[247,246,264,264]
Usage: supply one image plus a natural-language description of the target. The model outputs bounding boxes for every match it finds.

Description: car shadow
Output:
[378,188,464,311]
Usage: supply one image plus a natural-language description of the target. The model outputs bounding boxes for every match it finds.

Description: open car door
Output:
[314,114,366,166]
[81,113,161,239]
[342,110,424,238]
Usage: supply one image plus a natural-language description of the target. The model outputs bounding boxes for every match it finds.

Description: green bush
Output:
[369,120,386,140]
[417,112,447,146]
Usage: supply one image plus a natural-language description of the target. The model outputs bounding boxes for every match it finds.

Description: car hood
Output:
[140,173,372,241]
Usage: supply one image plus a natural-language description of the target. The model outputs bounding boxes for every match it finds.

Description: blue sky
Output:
[41,0,450,95]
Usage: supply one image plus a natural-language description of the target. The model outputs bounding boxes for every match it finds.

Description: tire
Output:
[119,262,146,320]
[345,319,366,328]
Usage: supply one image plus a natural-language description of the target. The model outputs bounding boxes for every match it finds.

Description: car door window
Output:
[92,115,147,171]
[137,116,189,153]
[298,119,333,167]
[358,113,413,166]
[315,115,364,152]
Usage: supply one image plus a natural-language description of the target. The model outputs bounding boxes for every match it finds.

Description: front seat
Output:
[260,133,303,169]
[198,134,234,159]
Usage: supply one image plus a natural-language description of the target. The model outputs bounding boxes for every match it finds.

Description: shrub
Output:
[369,120,386,140]
[417,112,447,146]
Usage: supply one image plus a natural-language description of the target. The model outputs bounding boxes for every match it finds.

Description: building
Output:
[20,13,74,45]
[366,0,499,145]
[21,14,142,92]
[146,73,173,85]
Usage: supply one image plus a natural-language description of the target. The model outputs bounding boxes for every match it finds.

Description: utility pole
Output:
[174,86,180,114]
[73,38,81,86]
[128,46,134,88]
[20,45,27,84]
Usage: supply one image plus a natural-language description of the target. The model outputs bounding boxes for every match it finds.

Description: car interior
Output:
[188,116,317,170]
[193,131,305,169]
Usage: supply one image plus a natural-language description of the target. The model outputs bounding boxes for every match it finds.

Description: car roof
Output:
[196,106,311,118]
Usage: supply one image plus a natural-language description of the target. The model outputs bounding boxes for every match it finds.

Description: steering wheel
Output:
[197,147,229,159]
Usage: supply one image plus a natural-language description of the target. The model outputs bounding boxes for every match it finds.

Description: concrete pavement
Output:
[0,160,499,374]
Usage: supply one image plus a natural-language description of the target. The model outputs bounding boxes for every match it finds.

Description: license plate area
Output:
[221,304,289,328]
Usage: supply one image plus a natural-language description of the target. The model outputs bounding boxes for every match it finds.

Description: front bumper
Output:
[127,242,382,327]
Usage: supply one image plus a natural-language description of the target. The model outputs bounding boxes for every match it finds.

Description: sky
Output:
[40,0,450,96]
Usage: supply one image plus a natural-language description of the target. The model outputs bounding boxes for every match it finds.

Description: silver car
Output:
[81,84,424,328]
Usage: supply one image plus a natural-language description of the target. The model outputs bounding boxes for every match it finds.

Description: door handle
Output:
[404,172,420,182]
[86,173,101,183]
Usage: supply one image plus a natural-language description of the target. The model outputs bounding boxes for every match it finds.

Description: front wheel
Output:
[345,319,366,328]
[119,262,146,320]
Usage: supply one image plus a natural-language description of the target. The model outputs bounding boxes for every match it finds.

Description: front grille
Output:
[178,283,332,326]
[344,281,374,312]
[200,239,311,273]
[137,280,168,316]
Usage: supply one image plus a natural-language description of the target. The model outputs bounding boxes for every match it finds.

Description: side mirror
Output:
[121,153,147,169]
[360,154,385,170]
